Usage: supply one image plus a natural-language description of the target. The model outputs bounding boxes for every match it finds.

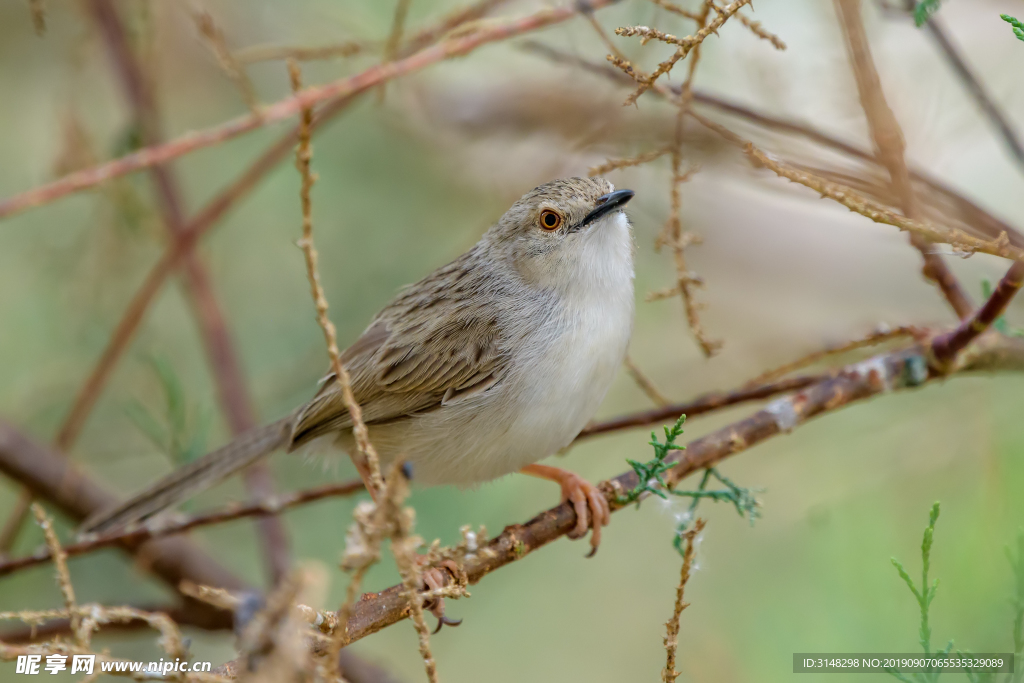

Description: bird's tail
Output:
[80,417,293,535]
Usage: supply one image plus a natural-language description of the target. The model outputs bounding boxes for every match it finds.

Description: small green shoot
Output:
[620,414,761,557]
[619,414,688,507]
[891,502,941,657]
[914,0,943,27]
[1002,15,1024,42]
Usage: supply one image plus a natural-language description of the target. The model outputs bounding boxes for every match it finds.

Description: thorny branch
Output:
[288,60,384,499]
[662,518,705,683]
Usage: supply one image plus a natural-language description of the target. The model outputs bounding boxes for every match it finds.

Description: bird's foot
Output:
[417,557,464,633]
[520,463,611,557]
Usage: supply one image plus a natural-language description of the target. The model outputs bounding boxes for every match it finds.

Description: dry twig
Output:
[288,60,384,499]
[663,518,705,682]
[624,355,673,407]
[746,325,917,386]
[195,10,261,116]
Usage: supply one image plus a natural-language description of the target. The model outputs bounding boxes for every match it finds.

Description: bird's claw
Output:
[557,472,611,556]
[418,558,464,633]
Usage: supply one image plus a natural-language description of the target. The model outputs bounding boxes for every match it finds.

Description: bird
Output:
[82,176,636,577]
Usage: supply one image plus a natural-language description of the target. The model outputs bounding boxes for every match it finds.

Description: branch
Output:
[326,336,1024,648]
[930,262,1024,369]
[0,0,619,220]
[836,0,971,318]
[0,480,364,579]
[0,420,244,628]
[577,375,821,440]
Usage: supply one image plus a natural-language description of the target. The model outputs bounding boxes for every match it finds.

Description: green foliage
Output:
[620,414,762,557]
[914,0,943,27]
[891,502,942,657]
[1002,15,1024,42]
[124,355,210,466]
[619,414,687,507]
[887,507,1024,682]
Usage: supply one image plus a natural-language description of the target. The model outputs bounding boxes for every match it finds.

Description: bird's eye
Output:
[539,209,562,231]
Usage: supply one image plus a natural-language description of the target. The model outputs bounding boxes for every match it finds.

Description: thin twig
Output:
[649,0,703,22]
[731,10,786,50]
[588,148,671,176]
[30,505,80,644]
[623,355,673,407]
[663,518,705,682]
[746,325,917,386]
[0,480,364,578]
[289,60,384,498]
[0,0,618,220]
[618,0,752,106]
[194,11,261,116]
[234,42,366,64]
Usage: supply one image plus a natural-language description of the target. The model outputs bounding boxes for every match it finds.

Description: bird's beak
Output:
[581,189,635,226]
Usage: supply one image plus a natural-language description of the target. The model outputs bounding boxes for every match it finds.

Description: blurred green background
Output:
[1,0,1023,680]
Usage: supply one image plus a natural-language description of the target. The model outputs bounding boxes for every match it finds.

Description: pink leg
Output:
[520,463,611,556]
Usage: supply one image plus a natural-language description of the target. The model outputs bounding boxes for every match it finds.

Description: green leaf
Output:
[1002,14,1024,42]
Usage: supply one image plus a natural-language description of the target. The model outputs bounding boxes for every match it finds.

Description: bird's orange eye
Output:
[539,209,562,231]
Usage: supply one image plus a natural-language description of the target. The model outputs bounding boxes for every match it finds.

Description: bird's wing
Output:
[288,293,509,447]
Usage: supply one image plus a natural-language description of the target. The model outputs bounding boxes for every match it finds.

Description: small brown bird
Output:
[83,177,636,563]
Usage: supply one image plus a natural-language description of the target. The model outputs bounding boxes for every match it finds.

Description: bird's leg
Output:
[520,463,610,556]
[417,557,463,633]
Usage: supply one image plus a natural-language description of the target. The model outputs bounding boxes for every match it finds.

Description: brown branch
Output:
[0,420,244,628]
[0,480,364,579]
[930,262,1024,370]
[326,336,1024,649]
[0,0,619,220]
[576,374,821,439]
[835,0,972,320]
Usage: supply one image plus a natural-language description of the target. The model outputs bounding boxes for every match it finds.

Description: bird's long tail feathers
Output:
[80,417,293,536]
